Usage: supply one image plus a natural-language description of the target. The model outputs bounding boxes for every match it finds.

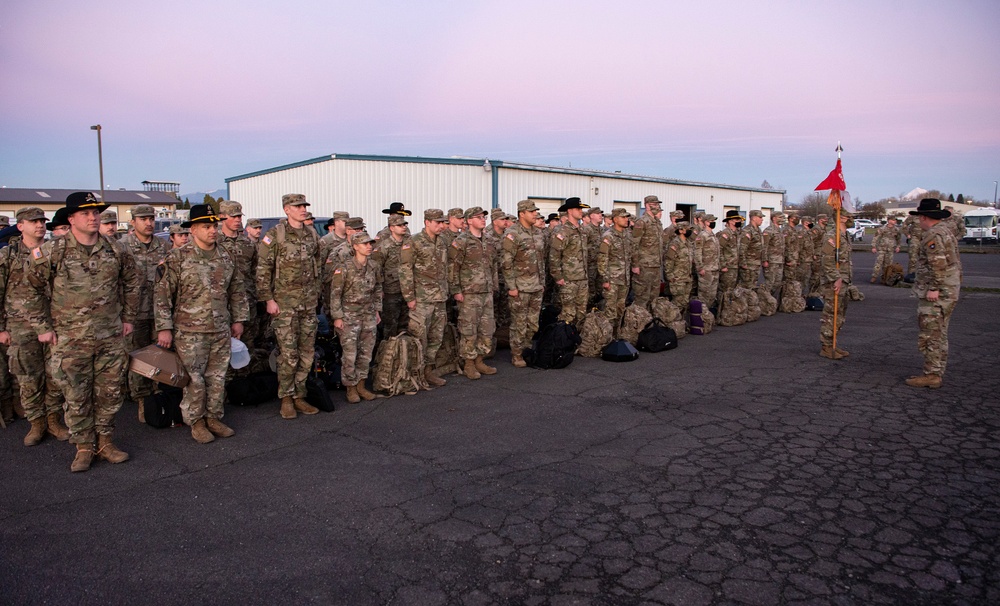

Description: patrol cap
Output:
[0,216,9,227]
[586,207,604,216]
[464,206,488,220]
[47,207,70,230]
[643,195,662,207]
[333,211,349,221]
[669,210,684,220]
[131,204,156,218]
[447,207,465,219]
[504,213,517,221]
[304,212,315,221]
[282,193,309,207]
[169,224,190,235]
[246,218,262,228]
[345,217,365,230]
[219,201,243,217]
[424,208,447,222]
[693,211,705,221]
[351,231,375,246]
[703,213,717,222]
[771,212,786,221]
[100,210,118,224]
[801,215,814,224]
[674,221,691,231]
[388,214,408,227]
[611,208,633,219]
[516,200,539,214]
[16,207,47,222]
[490,208,508,221]
[816,213,829,221]
[748,210,764,219]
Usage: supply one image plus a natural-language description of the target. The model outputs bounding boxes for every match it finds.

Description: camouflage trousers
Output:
[718,267,738,299]
[871,248,895,281]
[337,311,377,386]
[631,267,661,310]
[818,283,849,348]
[602,282,629,331]
[587,266,600,307]
[408,301,447,366]
[493,282,511,330]
[126,319,156,401]
[381,291,409,340]
[50,335,127,445]
[457,291,495,360]
[809,259,822,295]
[557,279,589,327]
[669,279,693,314]
[7,331,63,421]
[763,263,784,295]
[175,330,230,426]
[272,309,317,398]
[738,264,761,289]
[918,298,956,377]
[696,271,719,309]
[508,290,543,354]
[797,262,812,294]
[238,300,261,349]
[908,241,919,275]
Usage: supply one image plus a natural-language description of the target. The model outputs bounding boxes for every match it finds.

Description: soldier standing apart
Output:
[761,212,785,296]
[664,221,695,312]
[693,213,720,309]
[597,208,633,332]
[329,232,382,402]
[155,205,247,443]
[549,197,591,327]
[122,203,169,421]
[448,207,498,380]
[906,199,962,389]
[818,211,853,360]
[501,200,545,368]
[26,192,141,472]
[717,211,742,300]
[870,217,902,283]
[399,209,450,387]
[218,201,259,348]
[738,210,767,288]
[0,207,68,446]
[373,214,410,339]
[256,194,321,419]
[631,195,664,309]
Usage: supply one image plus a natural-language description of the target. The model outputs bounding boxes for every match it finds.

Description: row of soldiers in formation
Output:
[0,191,962,472]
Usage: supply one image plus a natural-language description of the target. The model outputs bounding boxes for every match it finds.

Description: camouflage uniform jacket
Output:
[25,232,140,340]
[943,214,965,240]
[820,228,853,285]
[873,224,903,250]
[663,235,693,282]
[781,225,800,267]
[399,229,448,303]
[914,221,961,300]
[218,231,258,303]
[797,225,815,262]
[630,213,663,268]
[0,237,45,335]
[548,221,588,282]
[597,227,632,284]
[439,229,462,250]
[448,230,494,295]
[319,232,347,267]
[155,244,248,333]
[256,219,321,311]
[582,222,602,273]
[483,225,507,291]
[810,225,828,259]
[373,234,408,295]
[693,227,720,272]
[717,226,740,271]
[329,257,383,320]
[740,224,766,268]
[122,232,169,320]
[762,224,784,265]
[501,222,545,293]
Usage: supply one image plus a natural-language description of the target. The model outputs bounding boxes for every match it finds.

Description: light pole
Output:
[90,125,105,207]
[993,181,997,208]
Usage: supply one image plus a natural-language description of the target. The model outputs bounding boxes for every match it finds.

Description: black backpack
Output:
[143,387,184,429]
[306,373,336,412]
[636,319,678,353]
[524,321,580,369]
[227,371,280,406]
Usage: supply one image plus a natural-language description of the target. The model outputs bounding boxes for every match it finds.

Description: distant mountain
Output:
[901,187,929,201]
[178,188,227,205]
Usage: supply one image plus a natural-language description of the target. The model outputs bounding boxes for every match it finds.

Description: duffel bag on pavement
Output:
[601,339,639,362]
[525,320,580,369]
[636,319,678,352]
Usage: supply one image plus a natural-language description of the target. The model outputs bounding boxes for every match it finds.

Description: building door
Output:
[675,203,696,222]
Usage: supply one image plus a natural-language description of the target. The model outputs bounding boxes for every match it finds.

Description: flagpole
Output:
[832,142,843,354]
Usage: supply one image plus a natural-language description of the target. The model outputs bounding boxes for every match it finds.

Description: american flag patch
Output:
[262,235,272,245]
[32,248,42,259]
[556,233,564,240]
[334,268,342,274]
[402,244,410,250]
[506,233,514,240]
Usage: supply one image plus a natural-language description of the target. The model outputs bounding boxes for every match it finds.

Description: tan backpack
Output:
[373,334,429,396]
[743,287,761,322]
[619,304,653,346]
[779,281,806,313]
[756,286,777,317]
[717,290,747,326]
[577,311,613,358]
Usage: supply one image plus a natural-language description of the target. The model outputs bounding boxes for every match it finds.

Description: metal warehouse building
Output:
[226,154,785,229]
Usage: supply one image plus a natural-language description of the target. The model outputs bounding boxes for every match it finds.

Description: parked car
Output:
[847,219,879,242]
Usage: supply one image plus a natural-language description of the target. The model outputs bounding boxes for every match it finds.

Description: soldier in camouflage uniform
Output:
[26,192,141,472]
[439,208,465,249]
[761,212,785,296]
[943,206,965,241]
[870,217,902,283]
[548,197,590,327]
[582,207,604,307]
[906,199,962,389]
[664,222,694,312]
[630,195,664,309]
[46,208,71,238]
[662,210,686,244]
[373,214,410,339]
[375,203,412,242]
[717,211,742,300]
[484,209,514,343]
[818,211,853,359]
[322,217,366,312]
[597,208,633,331]
[0,207,68,445]
[99,210,119,239]
[781,213,801,292]
[809,214,830,295]
[122,203,169,420]
[400,209,450,387]
[256,194,321,419]
[448,207,497,380]
[319,211,349,266]
[329,232,382,403]
[218,201,259,349]
[501,200,545,368]
[168,224,190,249]
[693,213,720,309]
[244,218,263,243]
[155,204,247,443]
[738,209,766,288]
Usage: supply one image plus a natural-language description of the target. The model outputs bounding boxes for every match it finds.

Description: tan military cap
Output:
[345,217,365,230]
[282,193,309,207]
[748,210,764,219]
[304,212,315,221]
[464,206,488,220]
[246,218,262,228]
[332,211,349,221]
[517,200,538,213]
[169,224,190,235]
[132,204,155,218]
[693,211,705,220]
[447,207,465,219]
[16,207,47,222]
[100,209,118,224]
[611,208,633,219]
[586,207,604,216]
[643,195,662,206]
[669,210,684,220]
[0,216,9,227]
[351,231,375,246]
[816,214,829,221]
[771,212,785,220]
[424,209,447,222]
[490,208,507,221]
[219,201,243,217]
[388,214,408,227]
[703,213,718,222]
[674,221,690,230]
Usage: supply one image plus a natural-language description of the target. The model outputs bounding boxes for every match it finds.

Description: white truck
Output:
[963,208,1000,242]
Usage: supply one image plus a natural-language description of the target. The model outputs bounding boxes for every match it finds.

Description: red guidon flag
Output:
[815,158,846,191]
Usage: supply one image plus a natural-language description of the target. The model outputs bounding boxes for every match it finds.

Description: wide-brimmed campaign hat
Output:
[47,207,70,230]
[181,204,221,228]
[382,202,412,216]
[908,198,951,220]
[65,191,109,215]
[558,197,590,213]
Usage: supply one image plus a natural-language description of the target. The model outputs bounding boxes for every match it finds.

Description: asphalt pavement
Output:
[2,251,998,605]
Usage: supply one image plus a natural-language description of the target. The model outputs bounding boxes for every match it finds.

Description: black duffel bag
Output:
[601,339,639,362]
[636,318,678,353]
[524,320,580,369]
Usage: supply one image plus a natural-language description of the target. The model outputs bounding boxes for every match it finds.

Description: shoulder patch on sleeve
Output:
[506,233,515,241]
[452,241,460,248]
[401,244,410,250]
[721,233,728,239]
[333,267,342,274]
[262,235,272,246]
[32,247,43,259]
[828,238,835,246]
[603,238,610,245]
[556,233,564,240]
[928,243,936,250]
